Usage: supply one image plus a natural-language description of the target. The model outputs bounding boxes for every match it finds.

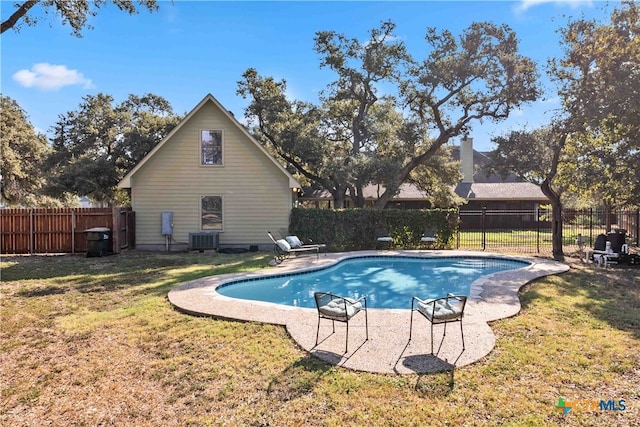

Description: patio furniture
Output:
[314,291,368,353]
[375,227,394,250]
[421,227,437,248]
[284,234,326,251]
[409,294,467,354]
[587,230,629,267]
[267,231,320,263]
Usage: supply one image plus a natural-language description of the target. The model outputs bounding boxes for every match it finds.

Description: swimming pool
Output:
[216,256,529,309]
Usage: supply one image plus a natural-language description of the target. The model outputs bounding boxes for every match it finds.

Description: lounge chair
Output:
[267,231,319,263]
[587,229,629,267]
[314,291,368,353]
[409,294,467,354]
[421,227,437,248]
[284,234,326,251]
[375,227,394,249]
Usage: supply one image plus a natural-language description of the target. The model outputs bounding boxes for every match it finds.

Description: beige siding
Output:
[130,100,293,247]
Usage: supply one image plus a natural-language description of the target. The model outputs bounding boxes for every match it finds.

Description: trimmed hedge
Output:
[289,208,459,251]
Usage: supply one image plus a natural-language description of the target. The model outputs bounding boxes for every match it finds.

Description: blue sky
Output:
[1,0,615,151]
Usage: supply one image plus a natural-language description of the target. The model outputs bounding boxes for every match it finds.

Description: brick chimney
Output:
[460,136,474,183]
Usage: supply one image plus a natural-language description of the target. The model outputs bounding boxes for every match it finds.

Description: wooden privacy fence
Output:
[0,208,135,255]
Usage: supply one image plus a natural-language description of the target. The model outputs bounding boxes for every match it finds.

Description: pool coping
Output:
[168,250,570,374]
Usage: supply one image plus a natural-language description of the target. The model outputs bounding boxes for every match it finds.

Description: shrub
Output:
[289,208,459,251]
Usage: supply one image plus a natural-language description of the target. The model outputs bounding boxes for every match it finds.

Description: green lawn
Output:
[1,250,638,426]
[457,229,606,253]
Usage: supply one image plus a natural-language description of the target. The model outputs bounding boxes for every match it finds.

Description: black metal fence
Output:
[457,208,640,254]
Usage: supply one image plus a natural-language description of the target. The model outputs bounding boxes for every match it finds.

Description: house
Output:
[299,137,549,211]
[118,94,301,251]
[452,137,549,211]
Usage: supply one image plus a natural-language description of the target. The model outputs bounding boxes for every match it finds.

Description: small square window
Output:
[201,196,222,230]
[201,130,223,165]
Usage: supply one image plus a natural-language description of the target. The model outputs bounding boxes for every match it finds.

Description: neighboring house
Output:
[452,137,549,211]
[78,196,93,208]
[118,94,301,251]
[300,137,549,211]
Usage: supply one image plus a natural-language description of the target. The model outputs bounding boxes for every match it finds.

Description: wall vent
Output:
[189,232,219,251]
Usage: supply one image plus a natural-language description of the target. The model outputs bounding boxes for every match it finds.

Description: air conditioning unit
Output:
[189,232,219,251]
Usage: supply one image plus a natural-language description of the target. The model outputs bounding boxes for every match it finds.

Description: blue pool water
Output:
[217,256,529,309]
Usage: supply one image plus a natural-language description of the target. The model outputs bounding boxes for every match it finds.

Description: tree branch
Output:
[1,0,40,34]
[255,115,337,195]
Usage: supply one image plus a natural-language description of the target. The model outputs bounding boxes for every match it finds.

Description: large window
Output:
[201,130,223,165]
[201,196,222,230]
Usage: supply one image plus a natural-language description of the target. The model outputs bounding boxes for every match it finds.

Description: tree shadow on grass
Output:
[267,353,457,402]
[520,259,640,339]
[17,285,68,297]
[4,252,272,297]
[414,368,456,398]
[266,356,334,402]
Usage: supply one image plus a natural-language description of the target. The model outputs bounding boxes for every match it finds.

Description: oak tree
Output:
[238,21,539,208]
[487,124,570,260]
[1,0,159,37]
[0,95,51,206]
[45,93,180,205]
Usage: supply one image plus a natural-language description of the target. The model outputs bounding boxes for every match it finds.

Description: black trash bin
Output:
[84,227,112,257]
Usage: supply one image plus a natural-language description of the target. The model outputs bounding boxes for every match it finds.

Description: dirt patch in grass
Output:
[1,251,638,426]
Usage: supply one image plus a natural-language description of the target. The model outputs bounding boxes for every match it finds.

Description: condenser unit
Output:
[188,232,219,251]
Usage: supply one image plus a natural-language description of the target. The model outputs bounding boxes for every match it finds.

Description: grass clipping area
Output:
[1,250,638,426]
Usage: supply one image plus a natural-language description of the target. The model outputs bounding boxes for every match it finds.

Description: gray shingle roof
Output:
[300,146,549,203]
[453,182,548,201]
[303,181,548,202]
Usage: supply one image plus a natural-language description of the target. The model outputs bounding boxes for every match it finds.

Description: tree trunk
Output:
[541,180,564,261]
[352,184,365,208]
[373,187,394,209]
[541,132,568,261]
[551,199,564,261]
[333,185,347,208]
[604,199,613,232]
[372,134,451,209]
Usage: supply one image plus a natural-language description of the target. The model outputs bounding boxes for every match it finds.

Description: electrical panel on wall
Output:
[161,211,173,236]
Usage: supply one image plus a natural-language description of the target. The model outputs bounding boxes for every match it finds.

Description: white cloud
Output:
[516,0,594,13]
[12,63,94,90]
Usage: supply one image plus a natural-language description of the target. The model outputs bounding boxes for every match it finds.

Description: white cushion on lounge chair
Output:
[285,235,303,248]
[318,298,362,321]
[276,239,291,252]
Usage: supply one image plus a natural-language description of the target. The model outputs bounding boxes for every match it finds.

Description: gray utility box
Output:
[84,227,112,257]
[161,211,173,235]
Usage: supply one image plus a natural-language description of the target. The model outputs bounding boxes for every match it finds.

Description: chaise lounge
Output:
[267,231,320,263]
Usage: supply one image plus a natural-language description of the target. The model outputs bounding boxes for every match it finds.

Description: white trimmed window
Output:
[201,196,223,230]
[201,130,223,165]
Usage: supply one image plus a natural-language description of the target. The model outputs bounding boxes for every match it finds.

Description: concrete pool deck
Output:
[168,250,569,374]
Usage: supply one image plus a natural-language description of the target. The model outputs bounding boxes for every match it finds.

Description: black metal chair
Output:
[409,294,467,354]
[314,292,368,353]
[420,227,437,248]
[375,227,394,250]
